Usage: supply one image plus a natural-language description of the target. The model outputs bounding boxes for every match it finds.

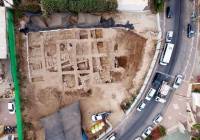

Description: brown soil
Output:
[16,28,148,140]
[192,84,200,92]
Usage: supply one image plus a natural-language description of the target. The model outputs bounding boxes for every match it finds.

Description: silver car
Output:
[166,31,173,43]
[142,126,153,139]
[137,101,146,112]
[173,74,183,89]
[153,114,163,125]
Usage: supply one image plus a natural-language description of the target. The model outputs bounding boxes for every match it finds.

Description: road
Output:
[115,0,199,139]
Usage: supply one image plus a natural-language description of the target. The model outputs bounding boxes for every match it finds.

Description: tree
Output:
[154,0,164,12]
[158,125,166,137]
[41,0,118,14]
[193,124,200,131]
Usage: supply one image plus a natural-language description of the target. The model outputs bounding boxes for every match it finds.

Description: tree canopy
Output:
[41,0,118,14]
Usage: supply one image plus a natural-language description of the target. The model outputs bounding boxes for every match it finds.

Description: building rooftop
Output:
[0,7,7,59]
[117,0,148,11]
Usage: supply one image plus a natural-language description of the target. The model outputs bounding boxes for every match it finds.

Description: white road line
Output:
[155,71,175,78]
[182,37,195,75]
[189,0,199,80]
[182,0,198,76]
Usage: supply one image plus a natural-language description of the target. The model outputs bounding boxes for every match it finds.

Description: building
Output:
[117,0,149,11]
[3,0,13,8]
[0,6,7,59]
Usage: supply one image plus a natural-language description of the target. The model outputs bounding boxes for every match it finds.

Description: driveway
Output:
[0,99,16,126]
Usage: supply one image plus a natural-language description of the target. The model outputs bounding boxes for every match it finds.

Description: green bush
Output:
[193,89,200,93]
[14,9,24,19]
[154,0,164,12]
[41,0,118,14]
[120,95,137,111]
[145,136,152,140]
[193,124,200,131]
[158,125,166,137]
[192,137,200,140]
[19,4,41,13]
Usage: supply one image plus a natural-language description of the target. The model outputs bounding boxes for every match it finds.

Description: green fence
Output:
[7,9,24,140]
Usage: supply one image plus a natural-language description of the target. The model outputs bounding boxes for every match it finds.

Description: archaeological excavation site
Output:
[18,28,153,139]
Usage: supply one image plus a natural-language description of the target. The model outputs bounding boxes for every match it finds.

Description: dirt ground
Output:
[192,84,200,92]
[16,11,158,140]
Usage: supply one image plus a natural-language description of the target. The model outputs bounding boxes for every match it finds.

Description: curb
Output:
[126,13,162,115]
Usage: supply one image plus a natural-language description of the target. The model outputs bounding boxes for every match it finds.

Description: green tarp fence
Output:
[7,9,24,140]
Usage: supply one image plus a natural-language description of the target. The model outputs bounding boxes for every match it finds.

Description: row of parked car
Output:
[134,113,163,140]
[167,6,196,38]
[137,73,183,112]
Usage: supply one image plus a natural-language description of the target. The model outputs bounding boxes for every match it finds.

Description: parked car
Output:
[106,132,116,140]
[187,24,195,38]
[8,101,15,115]
[4,126,16,134]
[173,74,183,89]
[91,111,111,122]
[145,88,157,101]
[137,101,146,112]
[153,114,163,125]
[166,7,173,18]
[166,31,174,43]
[134,136,142,140]
[155,96,166,103]
[142,126,153,139]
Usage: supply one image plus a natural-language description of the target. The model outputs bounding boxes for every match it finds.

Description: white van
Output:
[145,88,156,101]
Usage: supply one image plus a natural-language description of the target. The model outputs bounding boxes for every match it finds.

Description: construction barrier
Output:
[7,9,24,140]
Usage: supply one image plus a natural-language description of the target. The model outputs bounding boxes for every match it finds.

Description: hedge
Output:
[41,0,118,14]
[154,0,164,12]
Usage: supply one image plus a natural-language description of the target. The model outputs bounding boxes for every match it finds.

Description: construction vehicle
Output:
[155,81,171,103]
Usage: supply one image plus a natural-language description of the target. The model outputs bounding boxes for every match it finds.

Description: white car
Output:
[8,101,15,115]
[153,114,163,125]
[137,101,146,112]
[142,126,153,139]
[166,31,174,42]
[155,96,166,103]
[134,136,142,140]
[91,111,111,122]
[145,88,157,101]
[173,74,183,89]
[106,133,116,140]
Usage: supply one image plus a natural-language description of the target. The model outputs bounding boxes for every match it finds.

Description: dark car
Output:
[187,24,195,38]
[166,7,173,18]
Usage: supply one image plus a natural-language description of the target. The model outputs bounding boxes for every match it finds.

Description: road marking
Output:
[188,0,199,81]
[155,71,175,78]
[182,37,195,75]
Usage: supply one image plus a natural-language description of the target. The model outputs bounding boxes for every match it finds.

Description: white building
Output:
[3,0,13,8]
[117,0,149,12]
[0,6,7,59]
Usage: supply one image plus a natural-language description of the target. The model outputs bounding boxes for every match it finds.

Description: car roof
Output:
[155,114,163,120]
[8,103,13,109]
[176,78,182,83]
[167,31,173,36]
[176,75,183,82]
[148,88,156,96]
[145,127,152,134]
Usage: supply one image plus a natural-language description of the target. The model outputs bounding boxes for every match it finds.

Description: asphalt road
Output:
[115,0,199,139]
